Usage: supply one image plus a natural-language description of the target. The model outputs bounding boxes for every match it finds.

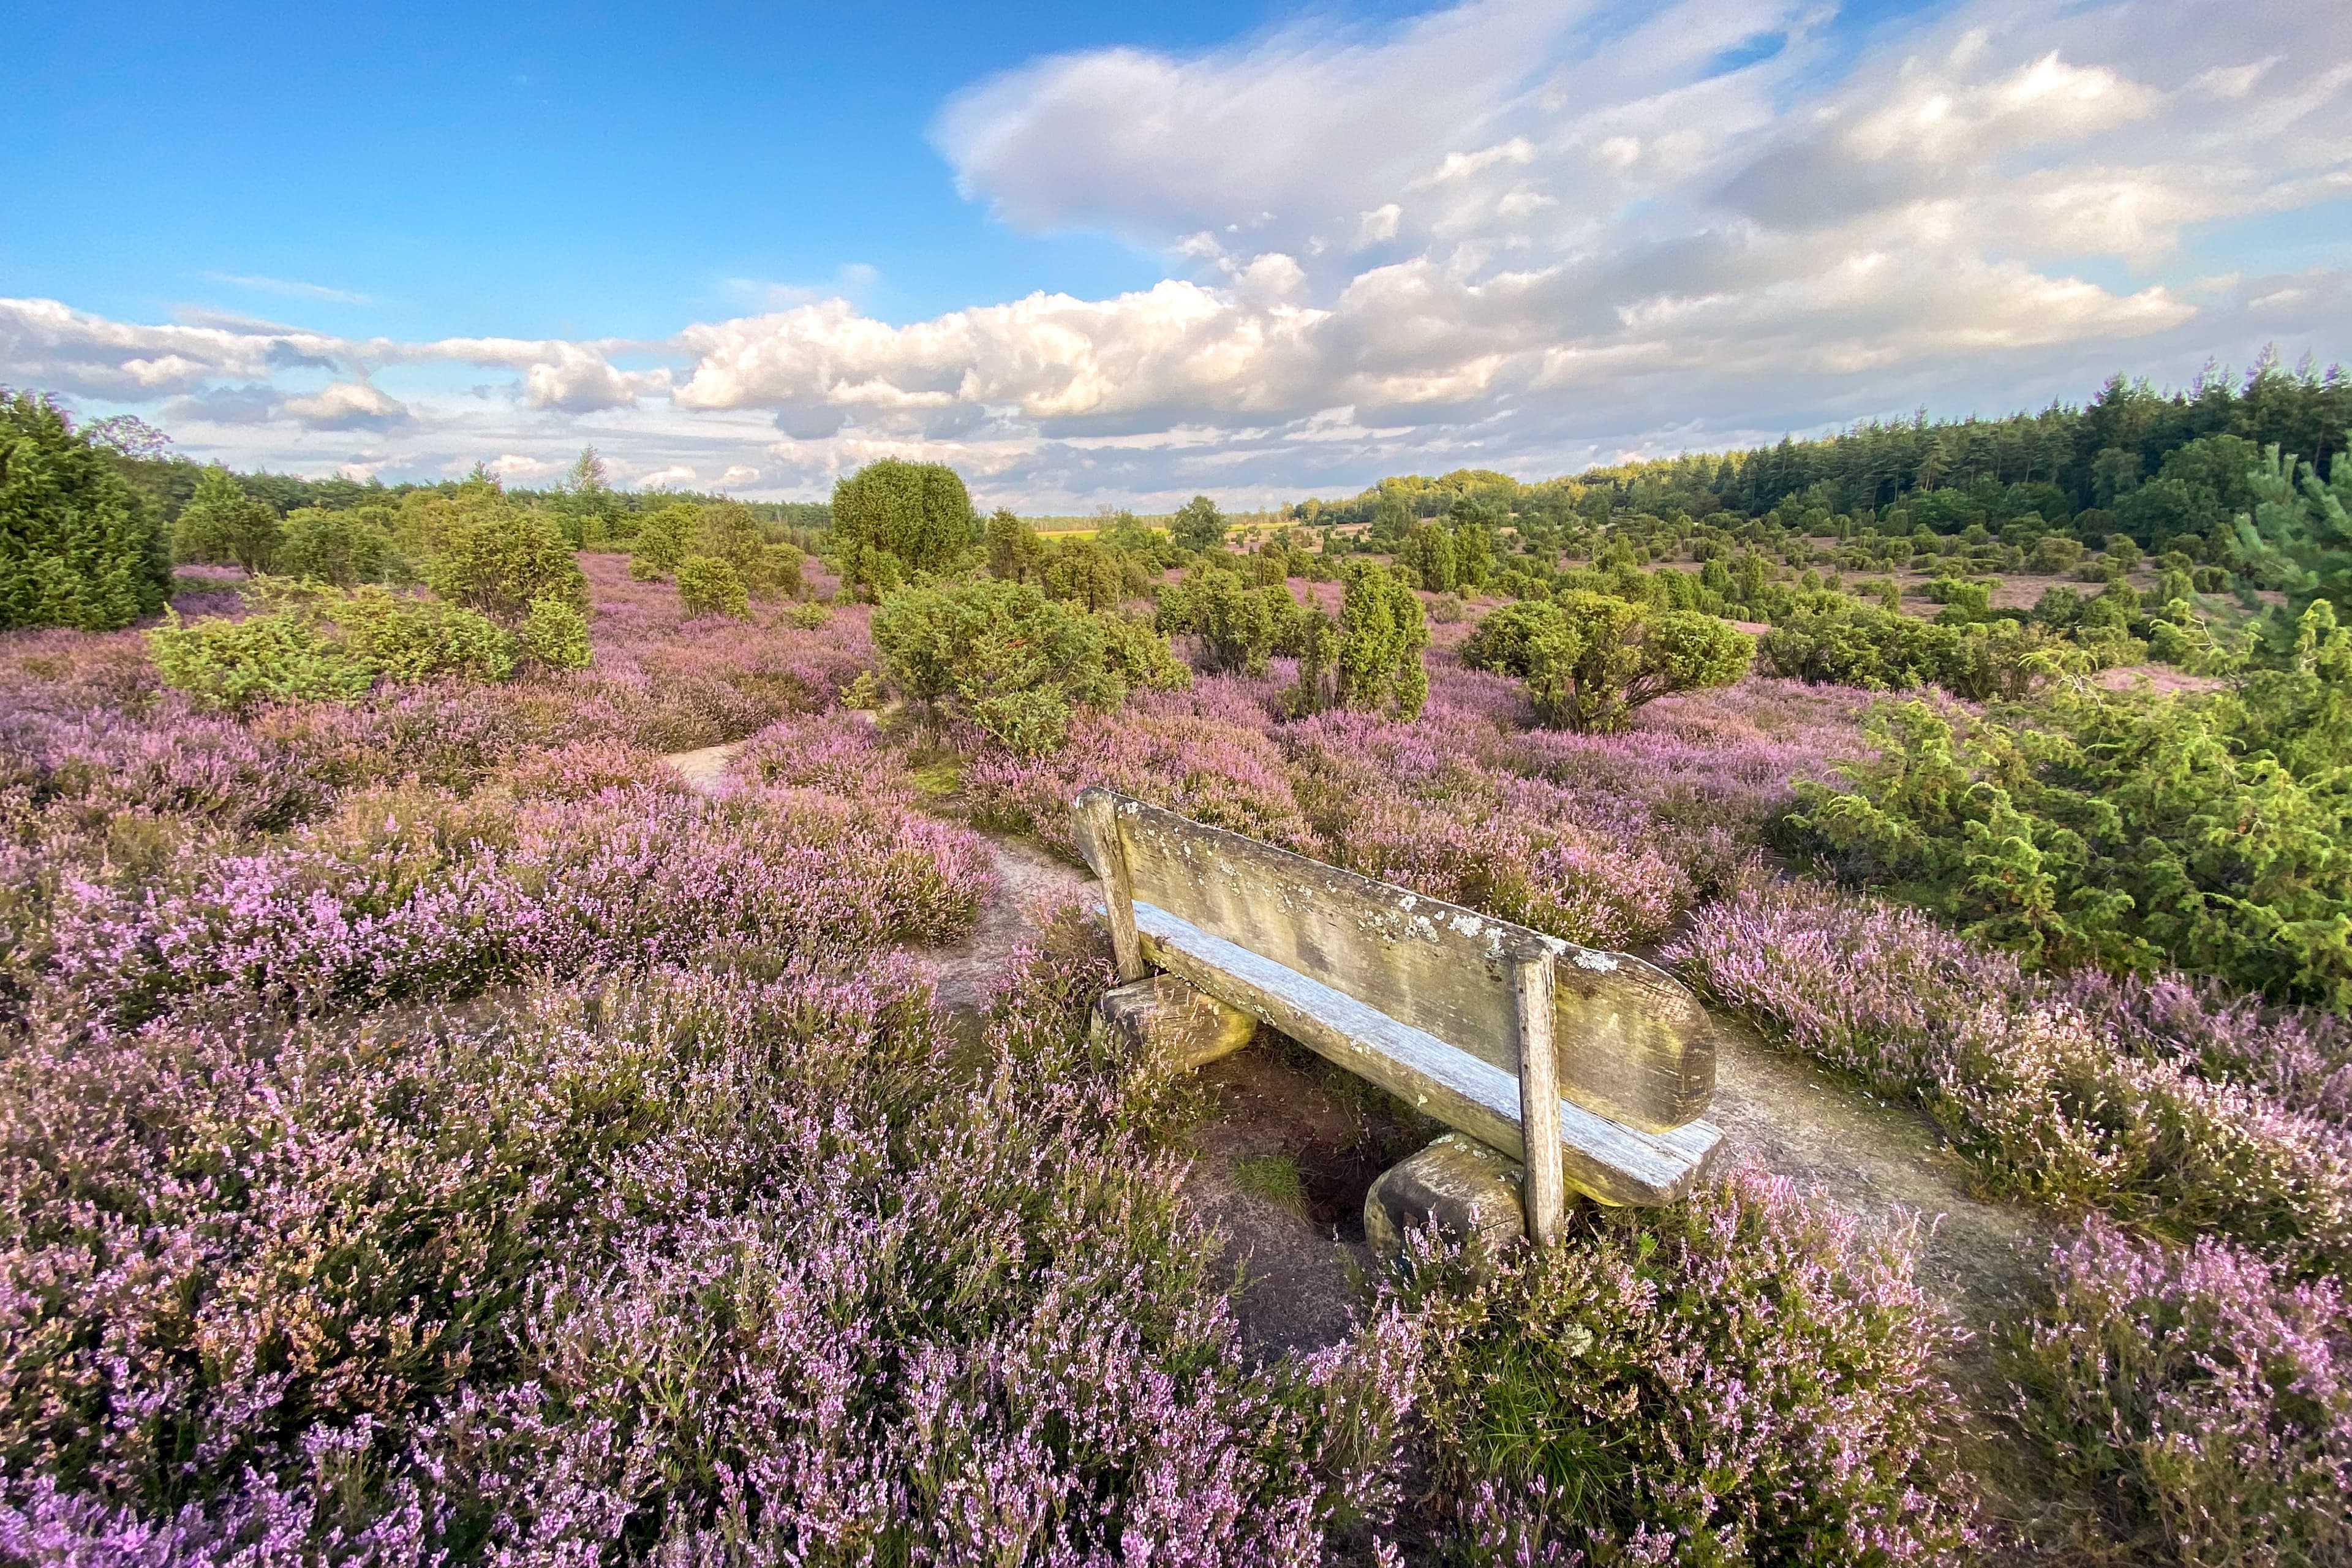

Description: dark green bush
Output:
[172,465,281,575]
[1335,561,1428,720]
[628,501,699,579]
[149,583,515,709]
[276,503,405,586]
[873,577,1185,753]
[1464,592,1750,731]
[676,556,750,619]
[0,390,172,630]
[421,483,587,621]
[1789,606,2352,1003]
[831,459,974,592]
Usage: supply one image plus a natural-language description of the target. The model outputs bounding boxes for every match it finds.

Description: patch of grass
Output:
[1232,1153,1306,1210]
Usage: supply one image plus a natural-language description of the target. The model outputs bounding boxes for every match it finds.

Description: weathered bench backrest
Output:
[1074,788,1713,1134]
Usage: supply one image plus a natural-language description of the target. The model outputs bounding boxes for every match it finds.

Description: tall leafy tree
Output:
[173,465,282,575]
[0,390,172,630]
[1169,495,1228,553]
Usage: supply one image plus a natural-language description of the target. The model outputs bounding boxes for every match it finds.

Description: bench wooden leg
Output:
[1513,951,1567,1248]
[1076,790,1148,982]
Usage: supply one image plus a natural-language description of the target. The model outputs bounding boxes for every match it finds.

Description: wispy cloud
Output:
[200,272,379,307]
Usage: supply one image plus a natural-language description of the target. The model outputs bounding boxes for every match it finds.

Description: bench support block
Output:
[1090,974,1257,1069]
[1366,1134,1550,1266]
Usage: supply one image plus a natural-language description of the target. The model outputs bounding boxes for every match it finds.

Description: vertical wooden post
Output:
[1512,948,1566,1247]
[1076,790,1148,982]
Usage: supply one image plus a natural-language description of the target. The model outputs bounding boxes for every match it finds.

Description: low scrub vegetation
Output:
[2,368,2350,1562]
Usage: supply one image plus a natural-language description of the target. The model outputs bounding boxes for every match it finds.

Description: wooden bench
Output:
[1073,787,1722,1244]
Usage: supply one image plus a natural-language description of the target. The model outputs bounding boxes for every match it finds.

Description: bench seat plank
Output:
[1133,901,1721,1206]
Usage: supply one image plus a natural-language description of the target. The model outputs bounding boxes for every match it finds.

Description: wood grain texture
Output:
[1134,901,1721,1205]
[1512,951,1566,1246]
[1073,786,1714,1133]
[1073,790,1147,981]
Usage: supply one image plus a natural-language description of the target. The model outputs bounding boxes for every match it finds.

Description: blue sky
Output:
[4,0,2346,505]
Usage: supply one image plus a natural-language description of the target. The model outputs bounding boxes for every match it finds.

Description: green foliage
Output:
[986,508,1046,582]
[695,500,800,598]
[519,596,592,669]
[2231,443,2352,630]
[172,464,282,574]
[1168,494,1227,553]
[675,556,750,619]
[1040,535,1128,611]
[873,578,1179,753]
[0,390,173,630]
[628,502,699,579]
[1336,561,1429,720]
[1397,519,1457,592]
[148,606,372,709]
[1465,592,1751,732]
[276,503,404,586]
[419,482,587,622]
[831,459,974,590]
[1790,615,2352,1005]
[149,583,515,709]
[1155,568,1305,676]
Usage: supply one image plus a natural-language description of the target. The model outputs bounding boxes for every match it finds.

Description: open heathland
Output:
[3,371,2350,1563]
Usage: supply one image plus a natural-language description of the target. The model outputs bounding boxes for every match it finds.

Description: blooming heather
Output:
[43,782,995,1031]
[1390,1163,1978,1564]
[0,922,1414,1560]
[964,657,1864,946]
[2009,1221,2352,1564]
[1675,881,2352,1273]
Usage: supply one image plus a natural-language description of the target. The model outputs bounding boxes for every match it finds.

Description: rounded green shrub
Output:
[521,596,594,668]
[676,555,750,619]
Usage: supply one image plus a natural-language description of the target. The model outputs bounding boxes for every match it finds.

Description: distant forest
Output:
[1295,353,2350,565]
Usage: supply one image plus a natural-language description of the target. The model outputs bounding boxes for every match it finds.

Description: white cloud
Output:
[486,452,559,480]
[635,465,698,489]
[282,380,412,432]
[4,0,2347,507]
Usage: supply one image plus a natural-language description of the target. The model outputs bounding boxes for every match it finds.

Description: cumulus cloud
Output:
[4,0,2346,505]
[282,380,413,432]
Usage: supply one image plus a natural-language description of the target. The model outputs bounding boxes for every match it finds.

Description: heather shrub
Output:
[43,782,996,1031]
[1675,882,2352,1273]
[674,554,748,618]
[2009,1222,2352,1565]
[518,595,592,668]
[0,390,173,631]
[1392,1164,1977,1564]
[0,918,1408,1558]
[965,692,1314,853]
